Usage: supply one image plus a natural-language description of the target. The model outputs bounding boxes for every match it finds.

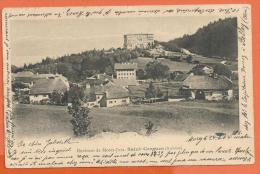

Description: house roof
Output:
[112,78,138,87]
[124,33,153,36]
[174,73,190,81]
[30,78,69,95]
[192,64,213,70]
[94,81,129,99]
[115,63,137,70]
[36,74,56,78]
[80,74,112,87]
[183,75,232,90]
[128,85,147,98]
[91,74,112,81]
[80,79,104,87]
[13,71,34,78]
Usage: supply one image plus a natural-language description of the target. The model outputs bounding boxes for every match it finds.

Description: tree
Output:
[67,86,91,136]
[12,82,28,91]
[23,63,28,70]
[16,47,146,82]
[161,17,238,59]
[104,65,113,75]
[68,85,85,104]
[145,61,169,80]
[11,65,20,73]
[136,69,146,79]
[145,82,157,98]
[186,55,193,63]
[68,101,91,136]
[156,87,163,98]
[50,91,67,105]
[213,63,232,78]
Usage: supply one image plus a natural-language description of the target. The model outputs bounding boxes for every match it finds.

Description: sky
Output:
[10,16,225,67]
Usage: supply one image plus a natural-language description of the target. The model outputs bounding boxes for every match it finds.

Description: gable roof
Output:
[183,75,232,90]
[128,85,147,98]
[13,71,34,78]
[115,63,137,70]
[192,64,214,71]
[30,78,69,95]
[12,72,66,84]
[93,81,129,99]
[112,78,138,87]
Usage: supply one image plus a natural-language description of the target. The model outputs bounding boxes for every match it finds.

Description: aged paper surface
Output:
[3,5,254,168]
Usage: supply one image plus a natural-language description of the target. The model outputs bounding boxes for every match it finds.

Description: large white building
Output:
[124,34,154,50]
[114,63,137,80]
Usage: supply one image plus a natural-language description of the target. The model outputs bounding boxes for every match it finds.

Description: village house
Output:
[148,44,166,58]
[81,73,112,89]
[115,63,137,80]
[190,64,214,75]
[180,74,233,101]
[180,48,193,55]
[113,63,139,87]
[85,81,130,108]
[12,71,65,89]
[29,77,69,104]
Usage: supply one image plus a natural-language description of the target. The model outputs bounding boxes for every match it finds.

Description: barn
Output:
[29,78,69,104]
[180,74,233,101]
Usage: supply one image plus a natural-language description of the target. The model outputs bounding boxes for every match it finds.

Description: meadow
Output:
[13,101,239,138]
[130,55,223,72]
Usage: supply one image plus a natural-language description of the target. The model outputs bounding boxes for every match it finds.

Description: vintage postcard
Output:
[3,4,254,168]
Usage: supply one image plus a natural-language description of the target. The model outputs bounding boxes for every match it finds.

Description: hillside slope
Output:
[160,17,238,60]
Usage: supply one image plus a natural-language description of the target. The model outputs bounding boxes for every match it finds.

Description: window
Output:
[114,100,117,103]
[122,99,127,102]
[109,101,113,104]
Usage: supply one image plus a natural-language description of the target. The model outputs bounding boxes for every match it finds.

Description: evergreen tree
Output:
[145,82,157,98]
[67,86,91,136]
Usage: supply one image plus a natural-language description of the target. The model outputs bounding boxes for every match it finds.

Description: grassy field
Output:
[130,55,224,72]
[13,101,239,138]
[191,54,223,64]
[130,57,195,72]
[128,81,183,98]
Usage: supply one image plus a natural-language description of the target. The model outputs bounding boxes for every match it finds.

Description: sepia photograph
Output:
[3,5,254,168]
[11,15,239,138]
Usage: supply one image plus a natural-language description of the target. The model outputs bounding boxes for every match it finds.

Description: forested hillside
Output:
[160,17,238,59]
[12,48,145,82]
